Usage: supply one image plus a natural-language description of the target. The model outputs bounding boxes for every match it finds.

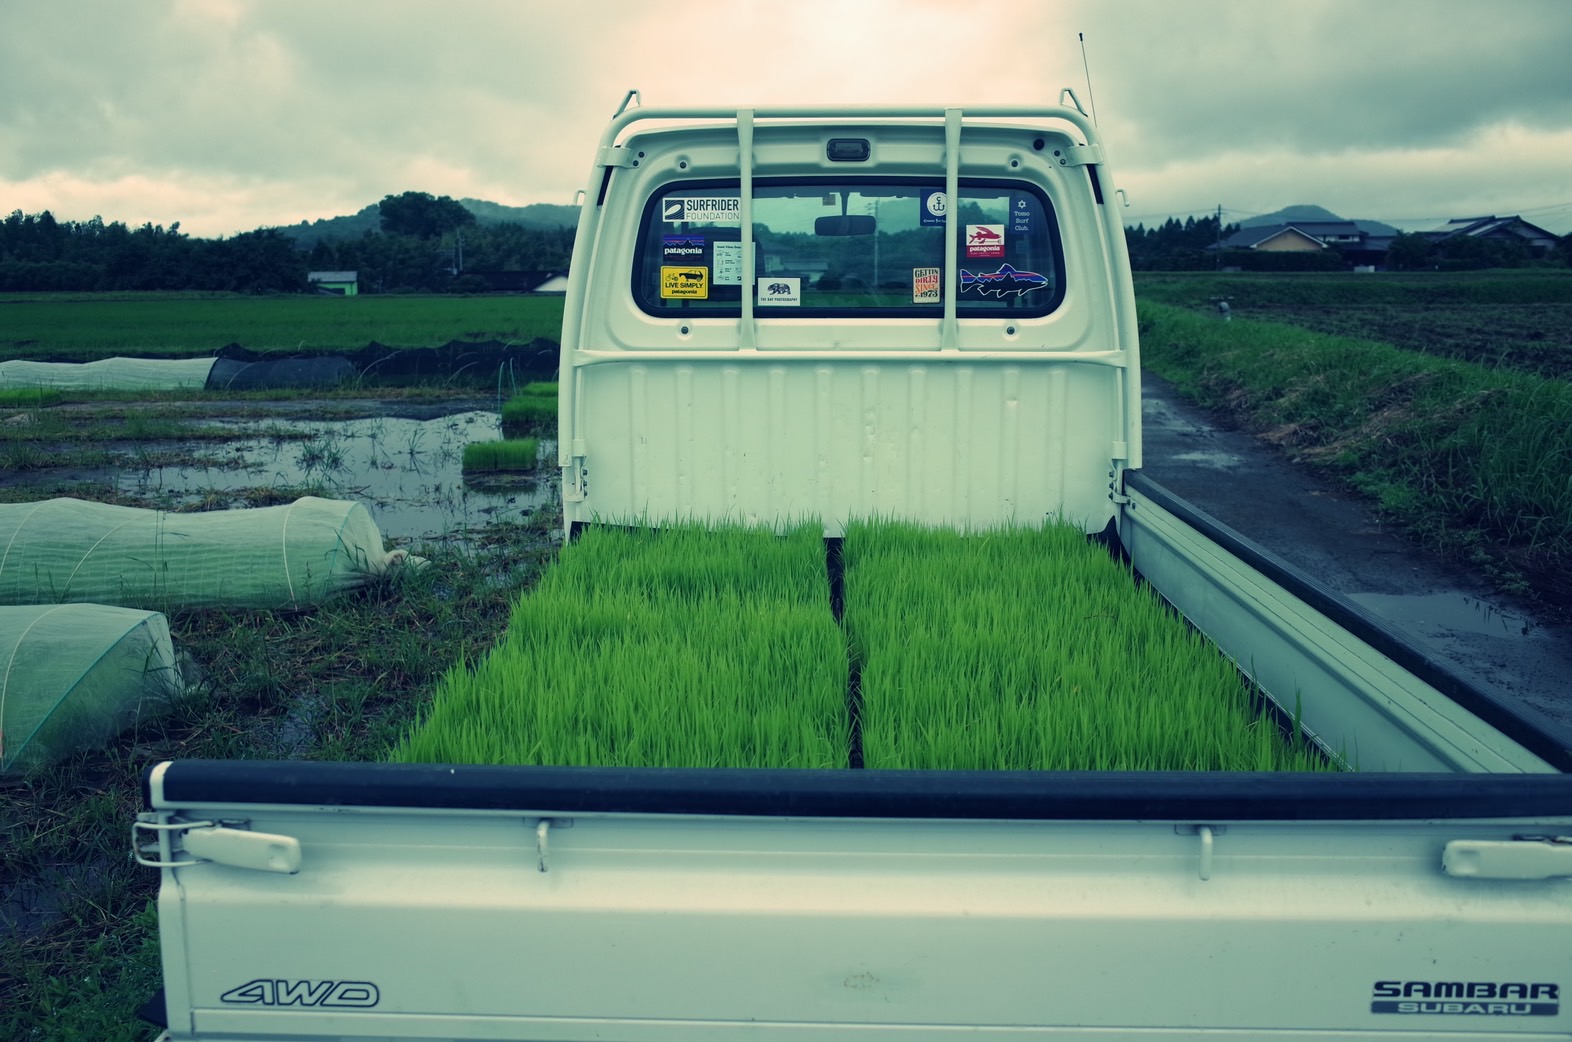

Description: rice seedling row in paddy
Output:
[398,521,1326,772]
[500,386,557,428]
[462,437,540,472]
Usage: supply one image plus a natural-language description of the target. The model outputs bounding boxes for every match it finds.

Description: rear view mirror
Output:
[815,215,876,236]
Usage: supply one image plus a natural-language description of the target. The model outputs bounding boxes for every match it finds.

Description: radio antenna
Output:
[1078,32,1100,126]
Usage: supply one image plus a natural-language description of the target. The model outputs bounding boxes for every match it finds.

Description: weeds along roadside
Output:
[0,518,556,1042]
[1137,301,1572,611]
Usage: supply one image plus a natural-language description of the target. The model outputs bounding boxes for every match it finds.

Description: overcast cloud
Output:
[2,0,1569,238]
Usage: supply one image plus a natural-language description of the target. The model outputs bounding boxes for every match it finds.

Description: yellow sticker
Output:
[661,266,708,299]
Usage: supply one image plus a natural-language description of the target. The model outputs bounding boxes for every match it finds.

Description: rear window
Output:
[633,178,1063,318]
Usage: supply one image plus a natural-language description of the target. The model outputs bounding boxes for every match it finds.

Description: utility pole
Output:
[1215,204,1223,268]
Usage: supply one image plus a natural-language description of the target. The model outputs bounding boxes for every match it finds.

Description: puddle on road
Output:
[1167,450,1247,470]
[1348,591,1537,640]
[115,410,556,546]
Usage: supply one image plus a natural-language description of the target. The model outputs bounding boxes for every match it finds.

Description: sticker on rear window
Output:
[920,189,947,227]
[661,266,709,298]
[663,197,742,225]
[913,267,941,303]
[1011,198,1033,234]
[662,235,705,260]
[712,241,742,286]
[757,278,800,306]
[959,264,1048,298]
[965,224,1005,258]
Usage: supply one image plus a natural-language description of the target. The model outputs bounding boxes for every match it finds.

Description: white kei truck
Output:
[137,93,1572,1041]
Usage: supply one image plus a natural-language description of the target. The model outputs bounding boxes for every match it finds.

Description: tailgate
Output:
[143,760,1572,1041]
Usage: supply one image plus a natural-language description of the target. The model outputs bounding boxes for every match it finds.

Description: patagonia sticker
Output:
[959,264,1048,298]
[913,266,941,303]
[663,197,742,225]
[920,188,948,227]
[712,241,742,286]
[965,224,1005,258]
[662,235,705,261]
[661,266,708,299]
[757,277,800,306]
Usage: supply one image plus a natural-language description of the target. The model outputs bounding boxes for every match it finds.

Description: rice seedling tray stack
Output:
[394,523,846,768]
[844,520,1325,772]
[397,521,1327,772]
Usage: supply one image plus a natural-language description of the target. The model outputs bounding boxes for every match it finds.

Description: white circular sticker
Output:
[925,193,948,218]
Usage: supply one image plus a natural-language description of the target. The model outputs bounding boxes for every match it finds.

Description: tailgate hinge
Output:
[1443,835,1572,881]
[564,438,588,503]
[596,145,638,169]
[1053,143,1104,168]
[134,816,302,875]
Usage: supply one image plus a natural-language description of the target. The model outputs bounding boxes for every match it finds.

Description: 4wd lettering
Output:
[220,979,380,1008]
[1371,980,1558,1016]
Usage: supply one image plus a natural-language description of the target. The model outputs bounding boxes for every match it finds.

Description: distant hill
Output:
[458,198,580,229]
[278,197,580,246]
[1240,204,1399,238]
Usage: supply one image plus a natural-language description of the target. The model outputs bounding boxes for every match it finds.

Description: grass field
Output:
[1135,270,1572,377]
[0,291,566,359]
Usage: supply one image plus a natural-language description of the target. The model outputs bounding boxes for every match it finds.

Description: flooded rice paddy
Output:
[3,400,558,547]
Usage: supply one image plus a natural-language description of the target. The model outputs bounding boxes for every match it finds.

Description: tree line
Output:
[0,192,575,294]
[2,195,1565,293]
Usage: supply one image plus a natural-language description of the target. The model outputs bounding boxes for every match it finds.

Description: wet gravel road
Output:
[1137,373,1572,730]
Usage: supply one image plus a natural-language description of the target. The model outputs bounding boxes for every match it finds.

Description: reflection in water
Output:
[116,411,555,545]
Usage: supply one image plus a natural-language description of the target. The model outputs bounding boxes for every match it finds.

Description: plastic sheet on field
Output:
[0,496,419,611]
[0,603,183,773]
[0,356,218,391]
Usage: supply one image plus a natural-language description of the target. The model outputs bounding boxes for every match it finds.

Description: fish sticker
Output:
[959,264,1049,298]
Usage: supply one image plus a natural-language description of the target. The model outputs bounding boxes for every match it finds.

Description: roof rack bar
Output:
[738,109,756,351]
[942,107,961,352]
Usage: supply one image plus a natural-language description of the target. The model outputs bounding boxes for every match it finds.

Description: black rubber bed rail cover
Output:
[147,759,1572,820]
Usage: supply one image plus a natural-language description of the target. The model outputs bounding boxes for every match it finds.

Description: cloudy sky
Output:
[3,0,1570,238]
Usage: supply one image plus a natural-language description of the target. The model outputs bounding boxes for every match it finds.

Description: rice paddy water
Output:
[394,520,1330,771]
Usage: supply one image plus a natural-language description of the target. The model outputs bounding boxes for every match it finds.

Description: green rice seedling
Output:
[843,519,1328,772]
[0,388,63,408]
[501,392,556,428]
[462,437,539,472]
[520,381,557,397]
[393,522,847,769]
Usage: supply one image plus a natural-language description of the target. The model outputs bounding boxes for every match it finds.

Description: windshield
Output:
[634,179,1063,317]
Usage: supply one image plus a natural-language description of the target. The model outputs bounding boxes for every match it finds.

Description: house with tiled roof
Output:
[1421,216,1559,255]
[1218,220,1390,267]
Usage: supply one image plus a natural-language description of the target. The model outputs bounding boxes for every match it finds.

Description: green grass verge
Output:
[393,523,846,768]
[462,437,540,472]
[0,292,567,359]
[845,520,1325,771]
[1138,301,1572,602]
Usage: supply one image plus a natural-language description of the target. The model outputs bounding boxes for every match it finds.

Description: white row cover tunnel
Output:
[0,497,416,611]
[0,603,182,773]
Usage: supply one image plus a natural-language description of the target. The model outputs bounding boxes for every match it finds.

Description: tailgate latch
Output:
[1443,835,1572,881]
[134,816,302,875]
